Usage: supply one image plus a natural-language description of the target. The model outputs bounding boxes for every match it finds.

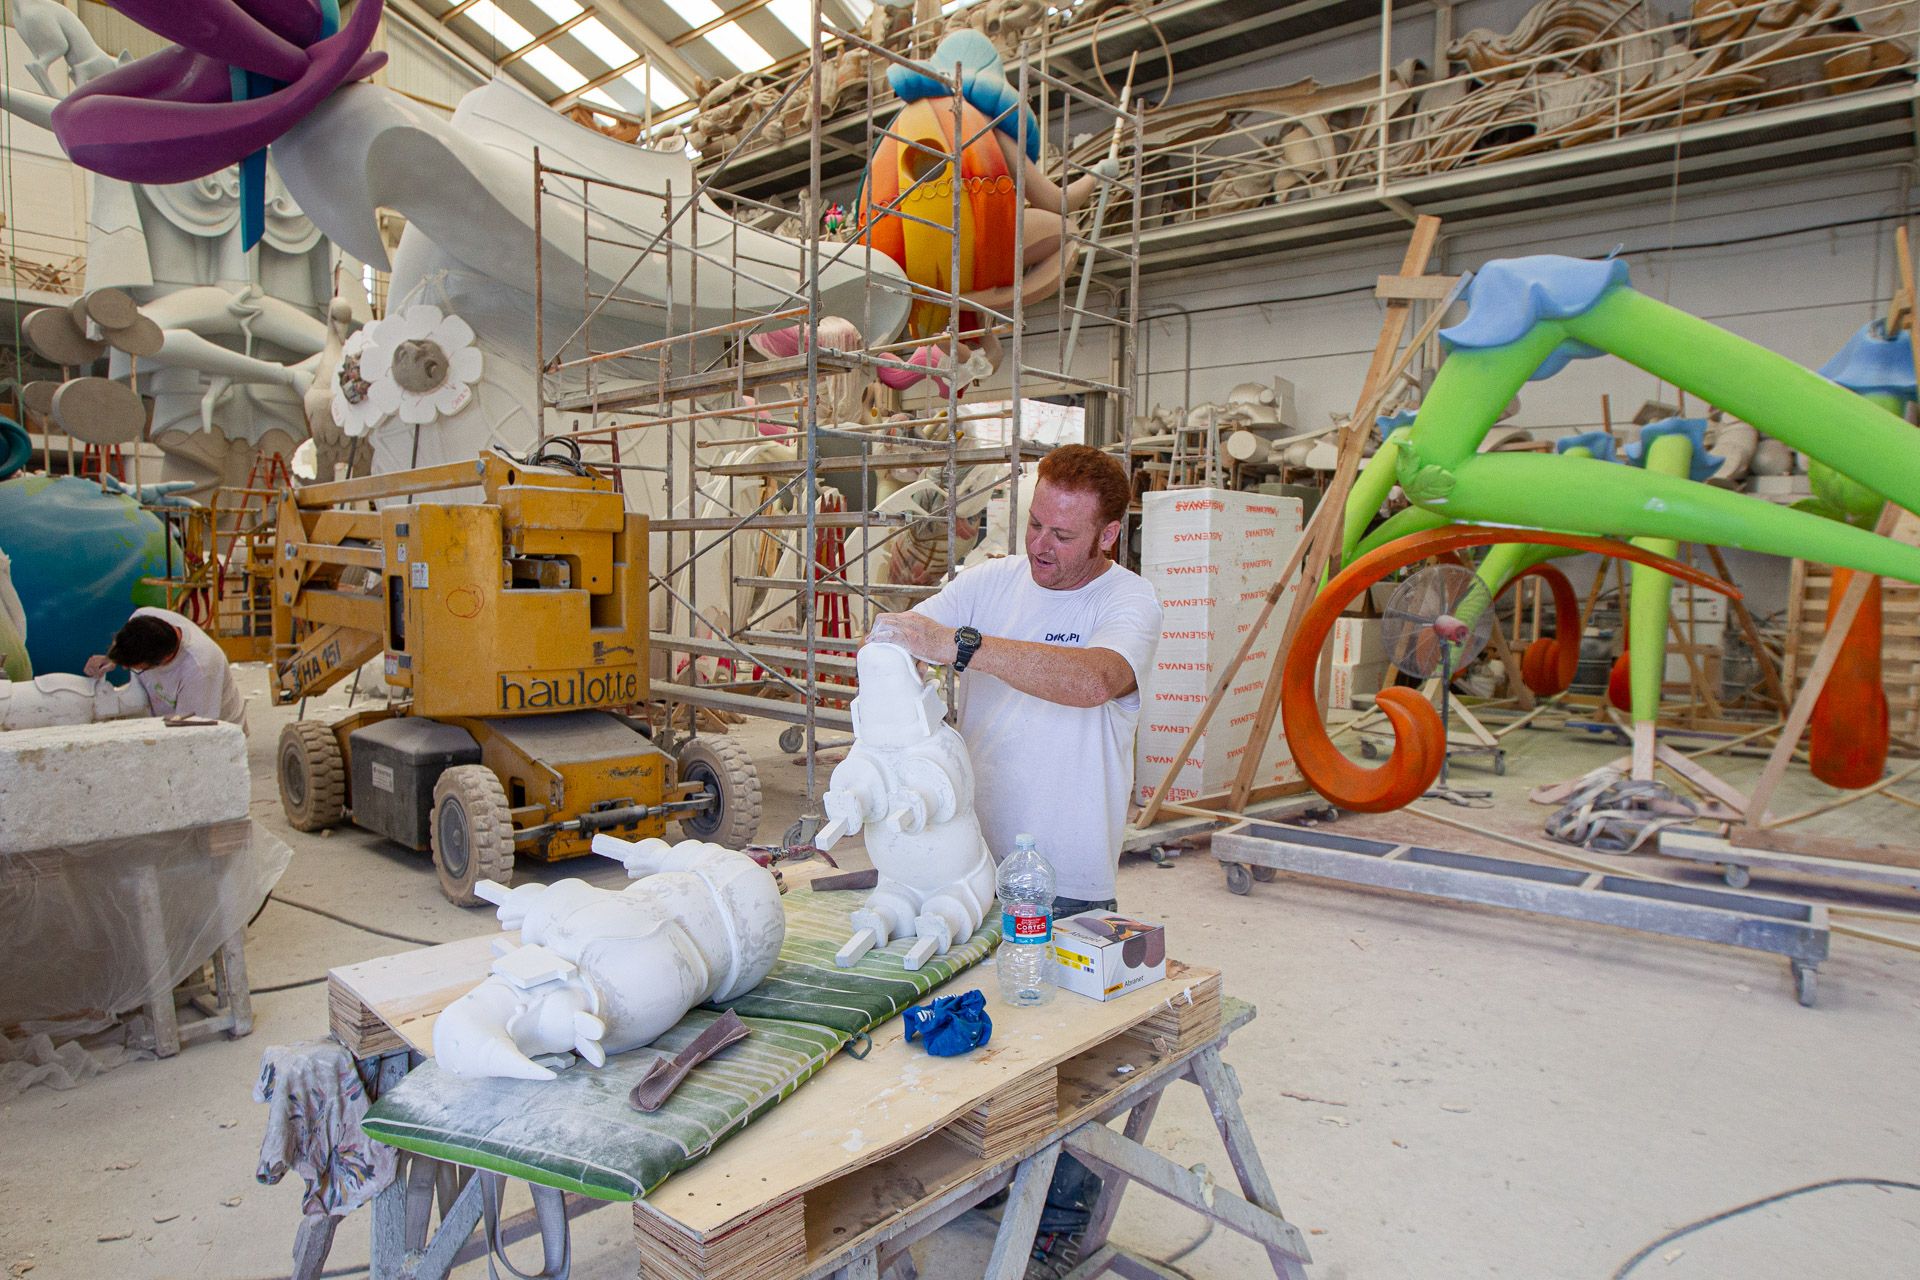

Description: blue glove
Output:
[901,989,992,1057]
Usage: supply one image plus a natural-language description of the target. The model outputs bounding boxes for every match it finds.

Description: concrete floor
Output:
[4,668,1919,1279]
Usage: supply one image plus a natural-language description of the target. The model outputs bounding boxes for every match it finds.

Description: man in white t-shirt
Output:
[85,606,247,728]
[870,444,1160,1276]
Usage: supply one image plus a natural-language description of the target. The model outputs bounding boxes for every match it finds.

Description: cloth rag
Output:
[902,989,992,1057]
[254,1039,396,1216]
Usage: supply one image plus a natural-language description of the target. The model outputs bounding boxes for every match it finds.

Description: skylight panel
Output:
[462,0,534,50]
[525,0,585,21]
[706,23,774,71]
[660,0,724,23]
[660,0,776,72]
[523,45,589,89]
[624,67,690,108]
[767,0,811,43]
[571,17,637,65]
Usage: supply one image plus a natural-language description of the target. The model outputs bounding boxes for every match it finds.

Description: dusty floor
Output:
[3,668,1919,1279]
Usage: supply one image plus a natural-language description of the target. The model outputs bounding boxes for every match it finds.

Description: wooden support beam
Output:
[1742,506,1920,825]
[1707,543,1788,711]
[1227,216,1449,810]
[1375,273,1461,301]
[1764,759,1920,829]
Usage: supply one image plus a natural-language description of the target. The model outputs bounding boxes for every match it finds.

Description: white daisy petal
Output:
[450,347,484,383]
[432,313,476,351]
[398,393,436,425]
[367,378,402,416]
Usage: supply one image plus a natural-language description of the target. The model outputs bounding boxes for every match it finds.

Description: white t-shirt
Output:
[129,607,247,727]
[916,556,1162,901]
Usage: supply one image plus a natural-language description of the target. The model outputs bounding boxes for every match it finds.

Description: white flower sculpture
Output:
[332,304,483,437]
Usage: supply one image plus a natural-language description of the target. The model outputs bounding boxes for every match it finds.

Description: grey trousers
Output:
[1037,894,1118,1240]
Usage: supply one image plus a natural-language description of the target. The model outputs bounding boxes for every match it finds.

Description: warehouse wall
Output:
[1099,0,1913,620]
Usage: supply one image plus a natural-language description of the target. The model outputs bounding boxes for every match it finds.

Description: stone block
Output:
[0,718,248,853]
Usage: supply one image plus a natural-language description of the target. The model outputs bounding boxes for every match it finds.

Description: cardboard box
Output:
[1049,911,1167,1001]
[1332,616,1384,666]
[1329,660,1389,710]
[1135,490,1304,800]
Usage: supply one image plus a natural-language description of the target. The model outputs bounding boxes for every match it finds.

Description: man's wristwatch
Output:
[952,626,983,673]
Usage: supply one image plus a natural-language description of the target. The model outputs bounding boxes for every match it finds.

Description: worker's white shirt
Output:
[916,556,1162,901]
[128,607,246,727]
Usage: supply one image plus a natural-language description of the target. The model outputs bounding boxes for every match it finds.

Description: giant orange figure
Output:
[857,31,1106,341]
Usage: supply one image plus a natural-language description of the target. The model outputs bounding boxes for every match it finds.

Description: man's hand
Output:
[867,612,958,665]
[84,655,115,678]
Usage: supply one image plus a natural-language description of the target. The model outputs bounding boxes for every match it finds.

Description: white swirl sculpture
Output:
[432,837,785,1081]
[817,642,998,971]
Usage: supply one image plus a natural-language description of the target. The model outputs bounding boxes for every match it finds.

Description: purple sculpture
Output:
[50,0,386,187]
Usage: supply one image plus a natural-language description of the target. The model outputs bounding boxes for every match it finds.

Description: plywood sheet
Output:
[637,962,1221,1239]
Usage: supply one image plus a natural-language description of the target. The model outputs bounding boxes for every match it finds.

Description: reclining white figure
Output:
[431,837,785,1081]
[816,642,998,971]
[0,674,151,730]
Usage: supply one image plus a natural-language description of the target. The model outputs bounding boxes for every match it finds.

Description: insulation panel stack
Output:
[1133,490,1304,805]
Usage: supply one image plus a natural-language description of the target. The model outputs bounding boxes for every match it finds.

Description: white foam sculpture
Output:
[0,674,149,730]
[817,642,998,971]
[274,78,910,478]
[431,838,785,1082]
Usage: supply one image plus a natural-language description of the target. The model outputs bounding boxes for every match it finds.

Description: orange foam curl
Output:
[1497,564,1581,697]
[1809,566,1890,789]
[1285,528,1735,812]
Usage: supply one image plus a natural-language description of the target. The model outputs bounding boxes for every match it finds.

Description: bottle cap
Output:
[1014,833,1035,850]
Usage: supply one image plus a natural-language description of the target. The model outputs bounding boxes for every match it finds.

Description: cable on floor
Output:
[266,894,444,947]
[251,976,330,994]
[1611,1177,1920,1277]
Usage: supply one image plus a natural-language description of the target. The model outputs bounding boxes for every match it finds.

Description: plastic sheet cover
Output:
[0,818,291,1029]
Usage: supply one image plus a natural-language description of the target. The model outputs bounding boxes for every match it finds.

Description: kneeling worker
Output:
[870,443,1162,1277]
[86,607,246,728]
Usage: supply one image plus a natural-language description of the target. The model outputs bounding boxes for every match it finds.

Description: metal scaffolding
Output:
[531,3,1144,819]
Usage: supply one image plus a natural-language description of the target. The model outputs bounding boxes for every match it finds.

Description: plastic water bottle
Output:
[996,833,1055,1007]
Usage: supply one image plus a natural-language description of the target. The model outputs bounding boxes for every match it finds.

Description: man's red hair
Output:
[1036,444,1130,528]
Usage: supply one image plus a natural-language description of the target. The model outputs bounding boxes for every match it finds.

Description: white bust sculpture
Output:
[431,837,785,1081]
[818,642,998,971]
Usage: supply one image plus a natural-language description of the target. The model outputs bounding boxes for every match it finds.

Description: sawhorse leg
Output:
[1061,1046,1310,1280]
[369,1156,572,1280]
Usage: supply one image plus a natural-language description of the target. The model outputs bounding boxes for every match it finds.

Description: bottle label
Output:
[1002,907,1051,945]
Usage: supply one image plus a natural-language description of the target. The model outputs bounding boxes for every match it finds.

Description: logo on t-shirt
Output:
[1044,631,1083,644]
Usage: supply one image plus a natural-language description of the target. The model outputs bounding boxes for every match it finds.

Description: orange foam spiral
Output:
[1284,529,1735,812]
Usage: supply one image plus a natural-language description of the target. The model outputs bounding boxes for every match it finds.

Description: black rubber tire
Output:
[676,736,762,847]
[431,765,516,906]
[279,721,346,831]
[1224,862,1253,896]
[1250,865,1278,882]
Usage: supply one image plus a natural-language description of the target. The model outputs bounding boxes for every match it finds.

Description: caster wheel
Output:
[1224,862,1253,896]
[1792,961,1818,1007]
[783,815,822,849]
[1723,864,1751,890]
[1494,754,1507,776]
[1360,740,1378,759]
[1251,865,1277,882]
[779,725,806,754]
